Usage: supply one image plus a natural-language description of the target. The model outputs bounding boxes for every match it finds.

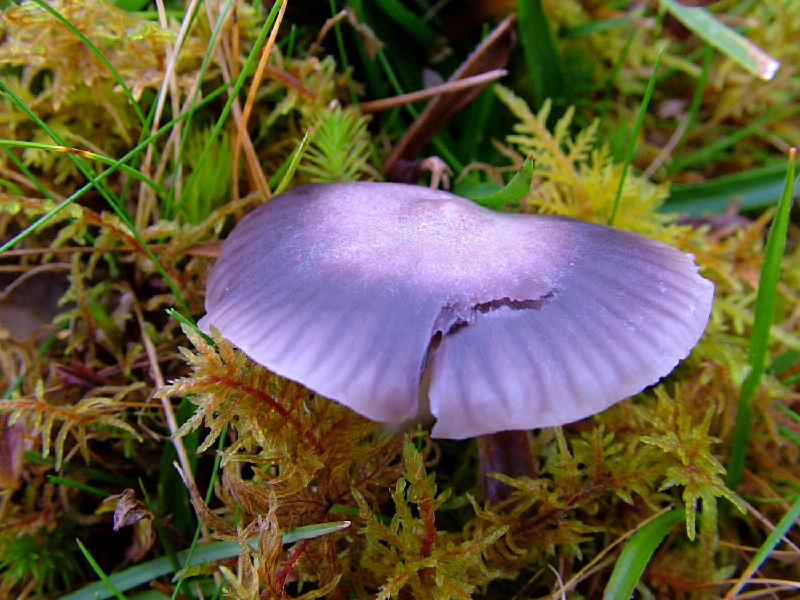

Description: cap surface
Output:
[199,182,714,439]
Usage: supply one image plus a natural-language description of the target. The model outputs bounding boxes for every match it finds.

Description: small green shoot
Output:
[299,105,374,182]
[272,126,313,195]
[466,157,535,208]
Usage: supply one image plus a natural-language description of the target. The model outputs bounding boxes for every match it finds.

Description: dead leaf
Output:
[0,263,70,342]
[97,488,156,561]
[0,417,25,490]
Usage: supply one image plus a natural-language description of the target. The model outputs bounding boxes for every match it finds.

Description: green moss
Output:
[1,1,799,597]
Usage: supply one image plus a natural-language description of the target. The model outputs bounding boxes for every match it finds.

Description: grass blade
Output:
[608,50,662,226]
[603,509,685,600]
[666,103,800,174]
[73,540,126,600]
[0,141,167,197]
[372,0,436,49]
[723,496,800,598]
[174,0,284,216]
[659,0,779,80]
[663,161,800,215]
[517,0,568,111]
[59,522,350,600]
[725,149,797,490]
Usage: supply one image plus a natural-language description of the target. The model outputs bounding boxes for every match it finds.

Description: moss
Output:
[1,1,799,597]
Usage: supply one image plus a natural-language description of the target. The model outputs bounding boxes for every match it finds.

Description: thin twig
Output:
[642,113,690,180]
[360,70,507,113]
[131,290,196,488]
[738,497,800,554]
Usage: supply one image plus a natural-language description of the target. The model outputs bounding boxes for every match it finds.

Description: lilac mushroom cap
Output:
[199,182,714,440]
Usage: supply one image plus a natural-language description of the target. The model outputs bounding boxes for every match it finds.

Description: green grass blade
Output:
[0,141,167,197]
[372,0,436,50]
[724,495,800,598]
[667,103,800,174]
[775,403,800,429]
[663,161,799,215]
[46,476,108,498]
[516,0,568,110]
[59,522,351,600]
[165,308,201,334]
[726,150,796,490]
[777,425,800,447]
[271,127,312,195]
[766,349,800,378]
[659,0,779,80]
[603,509,686,600]
[113,0,151,11]
[608,49,662,226]
[73,540,127,600]
[1,147,59,201]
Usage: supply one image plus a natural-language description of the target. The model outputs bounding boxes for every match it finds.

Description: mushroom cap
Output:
[199,182,714,439]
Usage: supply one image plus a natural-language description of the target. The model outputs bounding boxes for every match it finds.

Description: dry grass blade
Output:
[231,0,288,201]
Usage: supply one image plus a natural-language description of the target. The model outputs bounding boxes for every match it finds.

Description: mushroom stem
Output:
[477,430,537,504]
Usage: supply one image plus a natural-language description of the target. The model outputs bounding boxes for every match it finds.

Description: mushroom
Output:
[199,182,713,494]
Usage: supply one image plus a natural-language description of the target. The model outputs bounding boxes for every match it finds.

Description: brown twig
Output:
[359,70,507,113]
